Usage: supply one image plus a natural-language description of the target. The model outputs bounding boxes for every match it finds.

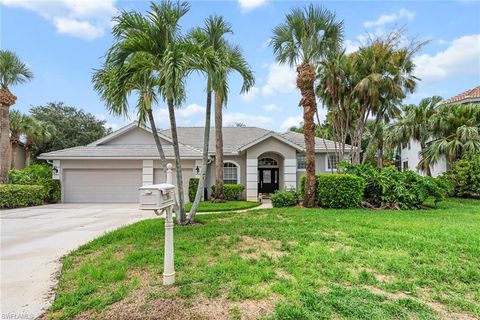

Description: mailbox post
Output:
[139,182,176,285]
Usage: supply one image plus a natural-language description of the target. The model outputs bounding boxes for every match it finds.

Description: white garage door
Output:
[63,169,142,203]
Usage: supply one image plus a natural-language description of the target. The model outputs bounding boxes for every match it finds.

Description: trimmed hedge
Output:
[300,174,365,208]
[188,178,199,203]
[211,184,245,200]
[9,164,61,203]
[0,184,46,209]
[270,190,299,207]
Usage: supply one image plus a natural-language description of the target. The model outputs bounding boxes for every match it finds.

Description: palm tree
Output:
[9,109,27,169]
[23,116,54,166]
[186,16,229,223]
[0,50,33,183]
[386,96,442,175]
[93,53,169,177]
[212,38,254,202]
[106,1,195,223]
[419,103,480,170]
[271,5,343,207]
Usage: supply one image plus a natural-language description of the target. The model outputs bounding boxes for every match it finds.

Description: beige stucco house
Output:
[39,122,348,203]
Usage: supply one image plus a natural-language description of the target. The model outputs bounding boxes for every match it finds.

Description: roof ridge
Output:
[441,85,480,105]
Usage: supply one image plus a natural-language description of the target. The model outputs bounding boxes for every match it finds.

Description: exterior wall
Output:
[153,159,195,201]
[245,137,297,201]
[205,154,246,199]
[103,127,171,145]
[401,139,447,177]
[12,146,26,169]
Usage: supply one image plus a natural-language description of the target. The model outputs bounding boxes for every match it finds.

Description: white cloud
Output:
[363,9,415,28]
[262,63,297,96]
[345,39,360,54]
[414,34,480,83]
[240,86,260,102]
[261,104,281,112]
[238,0,267,12]
[223,112,272,127]
[2,0,117,40]
[281,114,303,130]
[156,104,206,127]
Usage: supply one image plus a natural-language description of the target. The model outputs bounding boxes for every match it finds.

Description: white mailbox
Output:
[139,183,175,211]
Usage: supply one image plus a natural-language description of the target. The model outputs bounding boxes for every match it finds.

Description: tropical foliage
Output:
[0,184,46,208]
[9,163,61,203]
[270,190,299,207]
[0,50,33,183]
[441,154,480,198]
[211,184,245,201]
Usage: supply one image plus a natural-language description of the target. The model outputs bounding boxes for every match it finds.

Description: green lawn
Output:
[45,198,480,320]
[184,200,261,212]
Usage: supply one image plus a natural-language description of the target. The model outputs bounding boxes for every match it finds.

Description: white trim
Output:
[142,160,154,185]
[223,160,241,184]
[238,132,304,152]
[325,154,339,172]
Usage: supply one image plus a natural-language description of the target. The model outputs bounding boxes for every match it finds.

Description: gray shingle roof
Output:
[280,131,351,151]
[38,144,201,159]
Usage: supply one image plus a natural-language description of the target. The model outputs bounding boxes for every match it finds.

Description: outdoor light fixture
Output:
[195,166,200,174]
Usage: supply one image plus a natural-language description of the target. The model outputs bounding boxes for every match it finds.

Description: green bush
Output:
[270,190,299,207]
[300,173,365,208]
[211,184,245,200]
[441,155,480,198]
[188,178,199,202]
[9,164,60,203]
[315,174,365,208]
[342,163,448,209]
[0,184,46,208]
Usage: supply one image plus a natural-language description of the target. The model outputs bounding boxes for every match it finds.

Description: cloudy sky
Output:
[2,0,479,131]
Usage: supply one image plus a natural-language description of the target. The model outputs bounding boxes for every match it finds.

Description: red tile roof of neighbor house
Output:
[441,86,480,105]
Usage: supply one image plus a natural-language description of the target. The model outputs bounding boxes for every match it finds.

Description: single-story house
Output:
[39,122,349,203]
[400,85,480,177]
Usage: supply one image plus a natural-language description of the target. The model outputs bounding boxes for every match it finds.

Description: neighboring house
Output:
[400,86,480,177]
[11,142,26,170]
[39,122,349,203]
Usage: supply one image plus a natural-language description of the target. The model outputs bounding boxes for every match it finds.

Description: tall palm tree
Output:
[213,38,254,202]
[93,53,169,177]
[106,1,194,223]
[9,109,27,169]
[271,5,343,207]
[419,103,480,170]
[386,96,442,175]
[23,116,54,166]
[0,50,33,183]
[186,16,229,223]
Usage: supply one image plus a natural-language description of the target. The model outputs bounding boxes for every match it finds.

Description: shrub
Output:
[342,163,448,209]
[188,178,199,202]
[0,184,46,209]
[211,184,245,200]
[271,190,299,207]
[441,155,480,198]
[9,164,60,203]
[315,174,365,208]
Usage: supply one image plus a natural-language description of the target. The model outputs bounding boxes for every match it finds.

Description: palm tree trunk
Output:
[25,146,31,167]
[213,91,225,202]
[362,115,383,165]
[167,98,186,224]
[297,63,317,208]
[1,103,12,183]
[377,137,384,168]
[316,110,334,174]
[420,142,432,176]
[146,109,168,180]
[187,87,212,224]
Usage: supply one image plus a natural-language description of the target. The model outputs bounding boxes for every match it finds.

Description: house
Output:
[38,122,348,203]
[400,86,480,177]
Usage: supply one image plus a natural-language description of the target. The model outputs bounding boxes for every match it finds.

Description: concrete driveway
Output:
[0,204,153,319]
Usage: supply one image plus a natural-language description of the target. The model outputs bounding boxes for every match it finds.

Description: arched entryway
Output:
[257,152,283,194]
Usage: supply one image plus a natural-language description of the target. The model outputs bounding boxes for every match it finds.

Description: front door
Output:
[258,168,279,194]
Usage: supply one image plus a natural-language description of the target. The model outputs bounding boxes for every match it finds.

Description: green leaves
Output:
[0,184,46,208]
[0,50,33,88]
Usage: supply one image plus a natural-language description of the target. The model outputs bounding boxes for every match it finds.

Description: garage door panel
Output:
[64,169,142,203]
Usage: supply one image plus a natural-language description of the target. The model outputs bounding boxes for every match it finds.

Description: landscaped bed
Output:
[44,198,480,319]
[184,200,261,212]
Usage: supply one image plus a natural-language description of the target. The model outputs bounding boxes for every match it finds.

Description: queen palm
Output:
[93,53,169,177]
[106,1,196,223]
[0,50,33,183]
[186,16,230,222]
[23,116,54,166]
[9,109,27,169]
[271,5,343,207]
[213,40,254,202]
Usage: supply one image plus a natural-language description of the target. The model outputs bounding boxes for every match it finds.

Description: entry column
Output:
[246,158,258,201]
[284,158,297,190]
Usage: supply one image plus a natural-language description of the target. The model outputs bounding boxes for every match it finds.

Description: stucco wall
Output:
[103,127,171,145]
[12,146,26,169]
[401,139,447,177]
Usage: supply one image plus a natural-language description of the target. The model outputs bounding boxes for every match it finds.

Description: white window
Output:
[327,155,339,170]
[223,162,238,184]
[258,157,278,167]
[297,154,306,169]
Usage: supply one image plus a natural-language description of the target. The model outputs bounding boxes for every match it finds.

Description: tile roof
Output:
[441,86,480,105]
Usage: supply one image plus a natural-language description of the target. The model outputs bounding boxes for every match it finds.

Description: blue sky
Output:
[1,0,479,131]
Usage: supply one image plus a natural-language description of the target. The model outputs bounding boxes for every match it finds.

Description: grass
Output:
[45,198,480,319]
[184,200,261,212]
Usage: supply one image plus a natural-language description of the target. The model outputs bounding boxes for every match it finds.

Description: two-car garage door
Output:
[63,169,142,203]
